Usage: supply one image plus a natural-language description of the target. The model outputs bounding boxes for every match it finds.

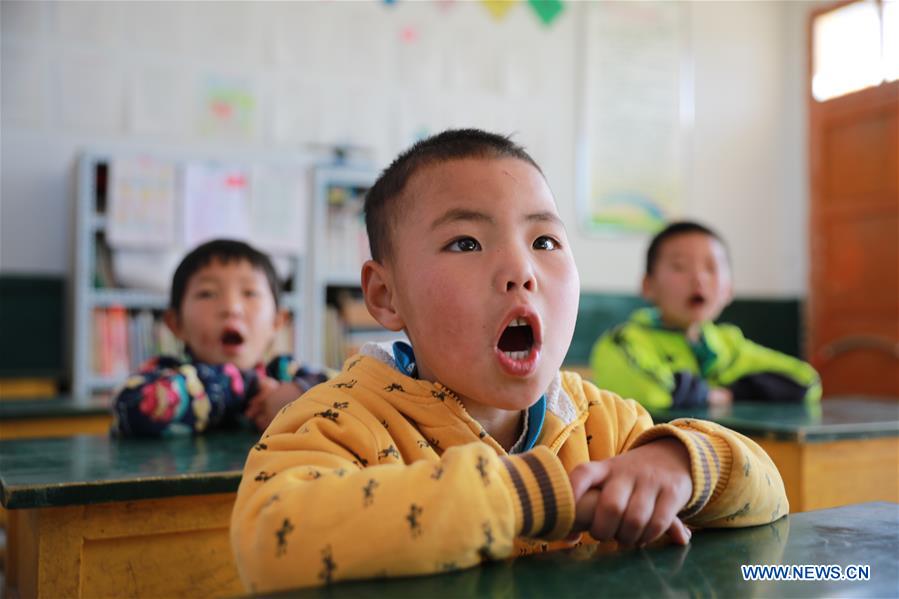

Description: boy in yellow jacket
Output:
[230,129,788,592]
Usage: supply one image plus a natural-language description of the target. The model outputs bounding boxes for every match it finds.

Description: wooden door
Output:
[808,5,899,397]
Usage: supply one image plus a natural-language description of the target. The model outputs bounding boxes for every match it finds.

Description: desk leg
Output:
[754,437,899,512]
[4,493,242,598]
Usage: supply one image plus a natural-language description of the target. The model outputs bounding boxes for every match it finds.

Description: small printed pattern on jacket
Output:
[111,354,328,437]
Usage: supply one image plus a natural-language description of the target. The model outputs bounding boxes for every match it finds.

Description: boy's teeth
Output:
[509,318,527,327]
[503,350,529,361]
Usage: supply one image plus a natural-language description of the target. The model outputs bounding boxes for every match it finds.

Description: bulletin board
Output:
[576,2,692,235]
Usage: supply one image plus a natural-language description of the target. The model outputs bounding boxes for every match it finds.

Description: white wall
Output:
[1,1,817,298]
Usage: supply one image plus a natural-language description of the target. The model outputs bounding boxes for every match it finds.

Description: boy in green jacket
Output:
[591,221,821,410]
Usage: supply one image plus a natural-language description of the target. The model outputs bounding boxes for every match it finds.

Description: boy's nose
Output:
[222,292,245,316]
[495,249,537,293]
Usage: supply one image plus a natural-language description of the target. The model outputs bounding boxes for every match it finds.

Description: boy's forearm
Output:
[231,441,573,592]
[112,370,191,437]
[113,364,243,436]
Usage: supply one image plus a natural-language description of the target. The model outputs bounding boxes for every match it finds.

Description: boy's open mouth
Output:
[688,293,706,308]
[497,317,535,360]
[221,328,245,347]
[494,311,541,377]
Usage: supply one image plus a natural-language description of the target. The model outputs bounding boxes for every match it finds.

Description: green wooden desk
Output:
[283,502,898,598]
[0,397,112,440]
[0,430,259,598]
[651,398,899,512]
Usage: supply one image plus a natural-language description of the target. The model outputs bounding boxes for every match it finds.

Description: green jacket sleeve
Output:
[715,326,822,403]
[589,328,707,410]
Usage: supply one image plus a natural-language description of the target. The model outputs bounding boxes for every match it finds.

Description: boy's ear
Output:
[640,274,655,302]
[274,308,289,330]
[722,278,735,307]
[163,309,186,341]
[361,259,405,332]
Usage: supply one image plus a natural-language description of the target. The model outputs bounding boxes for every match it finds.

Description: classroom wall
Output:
[1,1,818,299]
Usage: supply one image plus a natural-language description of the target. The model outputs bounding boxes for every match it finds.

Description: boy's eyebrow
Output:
[428,209,564,230]
[525,211,564,227]
[191,275,220,284]
[429,209,494,230]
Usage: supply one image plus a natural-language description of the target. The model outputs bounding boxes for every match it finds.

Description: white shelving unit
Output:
[306,165,380,367]
[72,149,312,403]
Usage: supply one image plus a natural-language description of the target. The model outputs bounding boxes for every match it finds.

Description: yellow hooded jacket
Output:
[230,346,787,592]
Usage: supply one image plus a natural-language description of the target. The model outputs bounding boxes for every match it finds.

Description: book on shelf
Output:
[91,307,296,383]
[94,236,116,288]
[92,307,179,380]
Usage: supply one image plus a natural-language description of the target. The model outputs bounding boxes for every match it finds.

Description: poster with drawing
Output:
[182,162,251,248]
[108,156,178,248]
[249,165,308,255]
[577,2,692,235]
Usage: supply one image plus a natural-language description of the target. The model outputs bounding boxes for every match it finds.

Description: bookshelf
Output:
[306,165,406,369]
[72,149,311,403]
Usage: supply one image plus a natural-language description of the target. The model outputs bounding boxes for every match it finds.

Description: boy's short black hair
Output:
[645,221,729,275]
[169,239,281,312]
[364,128,543,262]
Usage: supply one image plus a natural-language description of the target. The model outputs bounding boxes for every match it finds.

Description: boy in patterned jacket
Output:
[230,130,788,592]
[112,239,327,437]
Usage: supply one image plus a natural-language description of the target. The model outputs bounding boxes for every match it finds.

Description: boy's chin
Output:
[480,375,555,410]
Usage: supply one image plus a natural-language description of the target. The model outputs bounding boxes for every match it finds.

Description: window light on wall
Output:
[812,0,899,101]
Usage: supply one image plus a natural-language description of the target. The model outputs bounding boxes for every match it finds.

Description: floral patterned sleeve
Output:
[111,355,254,438]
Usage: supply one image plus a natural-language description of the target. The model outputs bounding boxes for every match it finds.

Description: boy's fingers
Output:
[666,518,692,546]
[573,489,601,531]
[259,377,280,392]
[589,477,634,542]
[569,460,612,500]
[245,395,263,418]
[637,487,681,546]
[255,413,272,432]
[616,483,657,547]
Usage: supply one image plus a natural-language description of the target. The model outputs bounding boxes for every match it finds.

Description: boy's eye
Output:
[533,236,559,251]
[243,289,259,298]
[195,289,216,299]
[446,237,482,252]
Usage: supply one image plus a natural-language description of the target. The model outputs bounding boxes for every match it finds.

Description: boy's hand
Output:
[246,378,302,431]
[569,438,693,547]
[707,387,733,407]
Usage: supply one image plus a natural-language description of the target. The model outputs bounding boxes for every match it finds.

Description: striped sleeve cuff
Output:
[630,423,733,519]
[496,446,575,541]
